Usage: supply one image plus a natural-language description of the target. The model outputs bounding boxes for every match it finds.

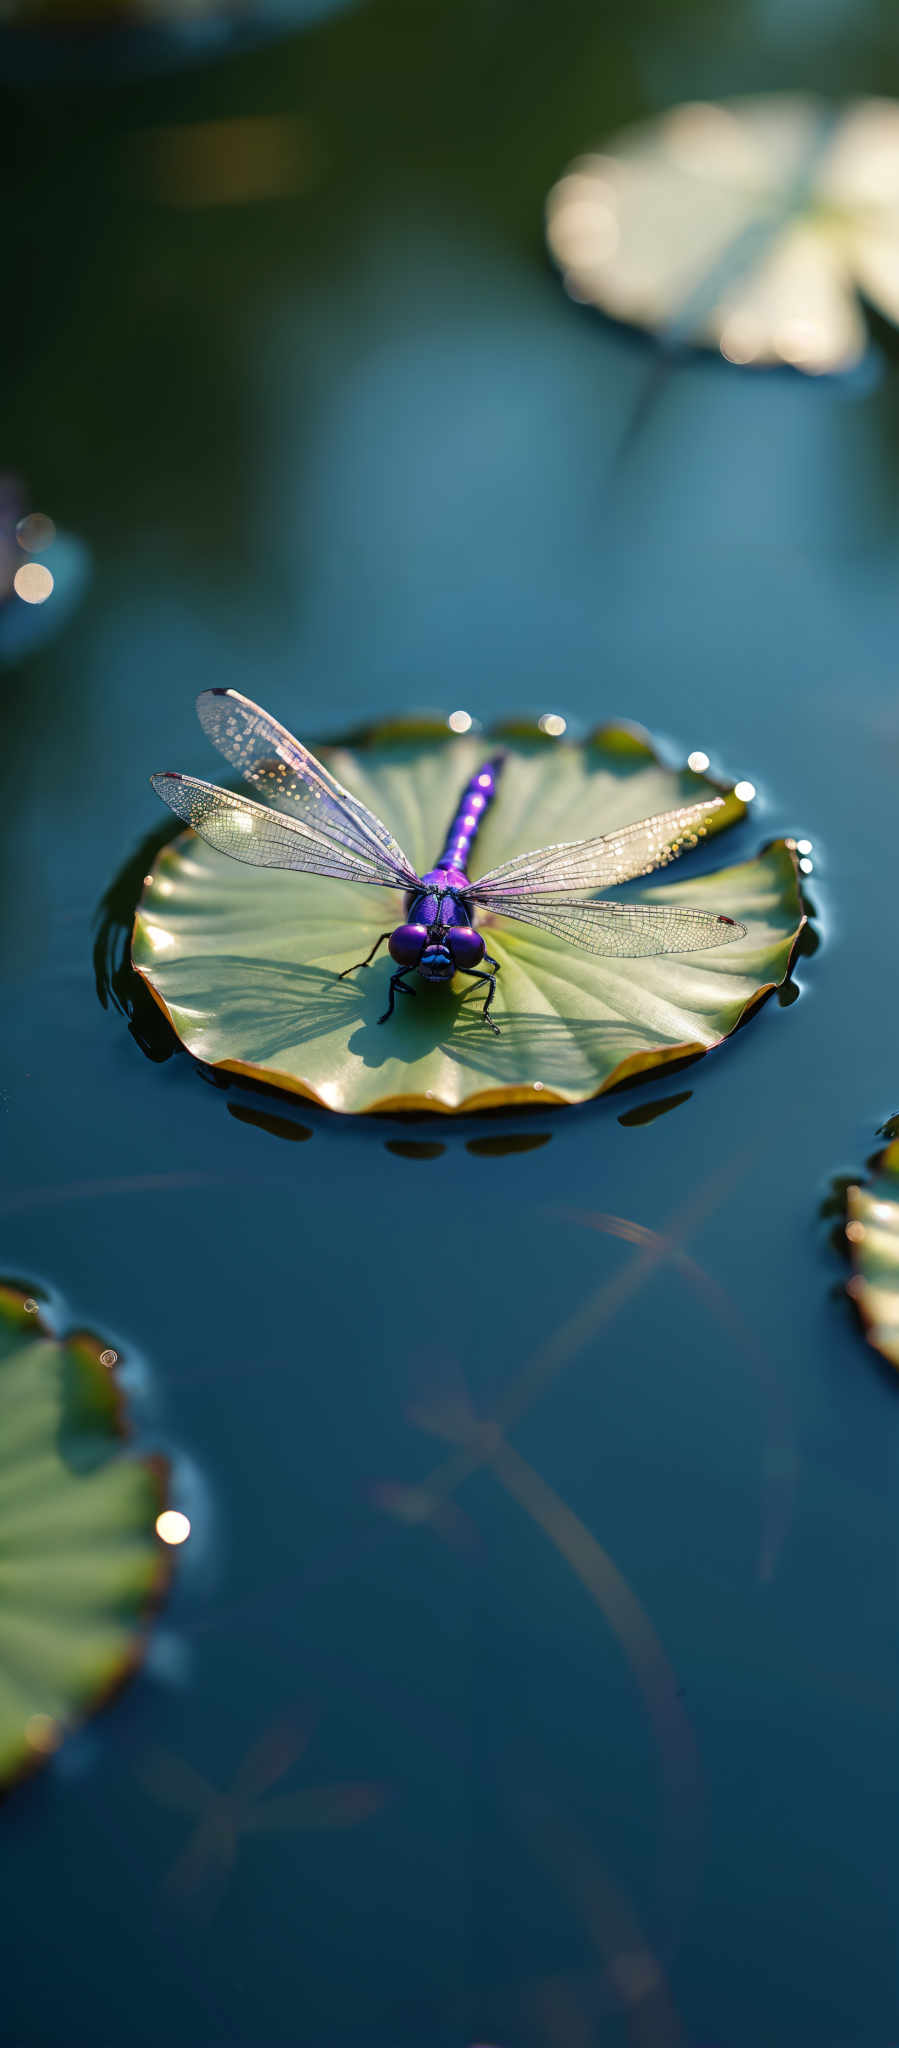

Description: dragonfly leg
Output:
[482,953,500,973]
[338,932,392,979]
[379,969,416,1024]
[464,968,501,1035]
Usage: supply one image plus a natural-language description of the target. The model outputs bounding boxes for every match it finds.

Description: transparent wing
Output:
[195,688,420,889]
[473,893,747,957]
[151,773,419,888]
[468,797,725,898]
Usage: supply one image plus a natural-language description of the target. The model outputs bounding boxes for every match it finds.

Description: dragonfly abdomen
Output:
[429,754,505,884]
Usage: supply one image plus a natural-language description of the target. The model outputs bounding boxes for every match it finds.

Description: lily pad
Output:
[133,719,805,1115]
[547,94,899,371]
[0,1283,171,1792]
[845,1142,899,1369]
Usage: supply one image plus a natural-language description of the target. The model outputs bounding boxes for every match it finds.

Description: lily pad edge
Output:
[0,1280,174,1797]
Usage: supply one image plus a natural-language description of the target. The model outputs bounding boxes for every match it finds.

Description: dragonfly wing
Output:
[196,688,420,888]
[468,797,725,896]
[151,773,420,888]
[468,893,747,957]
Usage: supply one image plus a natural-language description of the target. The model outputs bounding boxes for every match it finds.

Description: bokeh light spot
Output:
[156,1510,191,1546]
[16,512,56,553]
[14,563,54,605]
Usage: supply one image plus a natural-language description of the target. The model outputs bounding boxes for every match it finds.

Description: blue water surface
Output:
[1,4,898,2044]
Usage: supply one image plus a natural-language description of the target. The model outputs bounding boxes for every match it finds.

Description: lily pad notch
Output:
[0,1282,176,1794]
[132,715,808,1115]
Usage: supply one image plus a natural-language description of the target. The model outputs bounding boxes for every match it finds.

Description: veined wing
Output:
[468,798,725,898]
[470,893,747,957]
[151,773,421,889]
[196,688,419,889]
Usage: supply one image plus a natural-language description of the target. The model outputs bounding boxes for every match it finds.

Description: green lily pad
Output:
[547,94,899,371]
[845,1142,899,1370]
[133,719,805,1116]
[0,1283,171,1792]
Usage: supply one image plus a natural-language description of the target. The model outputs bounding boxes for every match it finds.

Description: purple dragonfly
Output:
[151,691,746,1036]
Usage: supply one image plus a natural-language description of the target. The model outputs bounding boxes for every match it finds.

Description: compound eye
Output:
[448,926,486,969]
[389,922,428,966]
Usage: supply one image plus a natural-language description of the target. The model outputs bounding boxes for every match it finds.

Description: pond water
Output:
[2,4,898,2044]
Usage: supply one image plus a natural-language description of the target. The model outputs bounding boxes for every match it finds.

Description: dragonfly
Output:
[151,691,747,1036]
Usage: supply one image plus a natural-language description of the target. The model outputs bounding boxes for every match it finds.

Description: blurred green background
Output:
[1,3,898,2044]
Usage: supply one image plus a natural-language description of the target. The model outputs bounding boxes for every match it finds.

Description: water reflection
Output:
[94,820,182,1064]
[377,1161,748,1971]
[616,1090,692,1128]
[465,1132,552,1157]
[142,1709,386,1922]
[384,1139,446,1161]
[498,1801,684,2046]
[567,1197,797,1583]
[227,1102,312,1143]
[386,1364,701,1984]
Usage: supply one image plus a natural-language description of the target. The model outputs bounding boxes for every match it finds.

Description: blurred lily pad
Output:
[547,94,899,372]
[845,1142,899,1369]
[133,719,805,1115]
[0,1283,170,1792]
